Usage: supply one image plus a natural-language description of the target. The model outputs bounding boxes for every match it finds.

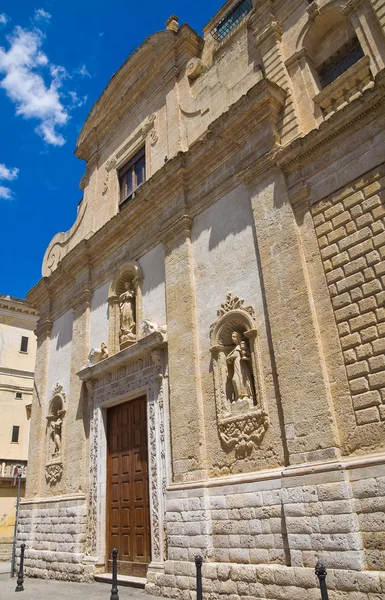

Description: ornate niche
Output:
[210,293,268,458]
[108,263,143,355]
[45,383,66,485]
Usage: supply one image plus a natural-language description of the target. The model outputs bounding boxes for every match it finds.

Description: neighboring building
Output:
[0,294,37,560]
[20,0,385,597]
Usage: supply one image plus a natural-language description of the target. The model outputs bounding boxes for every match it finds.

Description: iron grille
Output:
[210,0,252,42]
[318,36,364,88]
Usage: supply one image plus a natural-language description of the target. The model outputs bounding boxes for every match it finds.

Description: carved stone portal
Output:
[210,293,268,457]
[45,383,66,485]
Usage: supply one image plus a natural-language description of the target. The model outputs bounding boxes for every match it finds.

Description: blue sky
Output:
[0,0,223,299]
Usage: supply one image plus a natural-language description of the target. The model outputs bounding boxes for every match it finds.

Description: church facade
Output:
[20,0,385,597]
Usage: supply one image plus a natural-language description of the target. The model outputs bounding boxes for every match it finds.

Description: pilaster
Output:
[161,215,208,482]
[245,166,341,464]
[26,317,52,498]
[65,288,92,494]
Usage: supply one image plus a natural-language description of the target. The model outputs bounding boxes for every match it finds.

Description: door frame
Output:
[80,334,169,579]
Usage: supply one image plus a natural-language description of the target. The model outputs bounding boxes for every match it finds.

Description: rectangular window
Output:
[15,392,23,400]
[20,336,29,353]
[211,0,252,42]
[11,426,20,443]
[119,147,146,205]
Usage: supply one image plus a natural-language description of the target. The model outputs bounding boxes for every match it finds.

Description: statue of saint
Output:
[51,416,62,455]
[119,282,136,341]
[226,331,255,403]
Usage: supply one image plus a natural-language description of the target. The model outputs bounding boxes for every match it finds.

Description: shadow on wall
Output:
[54,311,73,351]
[204,185,256,252]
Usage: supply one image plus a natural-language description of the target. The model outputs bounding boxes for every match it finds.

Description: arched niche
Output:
[108,262,143,355]
[45,383,66,485]
[210,293,268,458]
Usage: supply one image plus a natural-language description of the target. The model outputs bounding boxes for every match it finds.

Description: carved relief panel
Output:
[210,293,268,458]
[45,383,66,485]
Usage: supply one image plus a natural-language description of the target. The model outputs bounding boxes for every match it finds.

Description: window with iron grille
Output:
[318,36,364,88]
[119,147,146,206]
[211,0,252,42]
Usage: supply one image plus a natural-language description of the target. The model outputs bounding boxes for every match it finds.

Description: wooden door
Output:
[107,397,150,576]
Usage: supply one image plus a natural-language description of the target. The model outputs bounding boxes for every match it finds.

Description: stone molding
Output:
[77,331,168,569]
[167,450,385,491]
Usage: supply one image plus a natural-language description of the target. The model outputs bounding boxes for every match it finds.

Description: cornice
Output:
[0,367,35,380]
[77,331,167,382]
[0,298,38,319]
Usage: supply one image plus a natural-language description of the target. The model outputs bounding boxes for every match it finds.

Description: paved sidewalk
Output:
[0,573,155,600]
[0,563,10,575]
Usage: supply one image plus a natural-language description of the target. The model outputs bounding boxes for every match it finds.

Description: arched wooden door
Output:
[106,397,151,576]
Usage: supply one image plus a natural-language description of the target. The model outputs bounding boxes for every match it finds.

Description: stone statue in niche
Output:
[51,415,63,455]
[226,331,255,403]
[45,383,66,485]
[210,293,269,457]
[119,281,136,347]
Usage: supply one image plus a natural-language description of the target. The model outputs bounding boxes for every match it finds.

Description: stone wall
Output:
[147,463,385,599]
[17,497,92,582]
[312,164,385,439]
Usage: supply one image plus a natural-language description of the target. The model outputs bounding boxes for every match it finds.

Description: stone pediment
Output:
[76,31,174,160]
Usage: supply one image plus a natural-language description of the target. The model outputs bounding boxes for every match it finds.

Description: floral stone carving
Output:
[45,462,63,485]
[210,293,268,457]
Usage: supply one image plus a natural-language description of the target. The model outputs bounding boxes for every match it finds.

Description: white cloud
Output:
[0,185,13,199]
[0,162,19,200]
[0,163,19,180]
[77,64,91,78]
[69,90,87,108]
[34,9,51,22]
[0,14,8,26]
[0,26,70,145]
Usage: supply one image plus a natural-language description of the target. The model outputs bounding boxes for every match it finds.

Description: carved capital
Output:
[342,0,366,18]
[159,215,193,245]
[35,318,53,341]
[307,1,320,20]
[254,20,283,47]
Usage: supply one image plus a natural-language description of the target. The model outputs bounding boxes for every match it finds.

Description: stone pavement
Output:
[0,573,155,600]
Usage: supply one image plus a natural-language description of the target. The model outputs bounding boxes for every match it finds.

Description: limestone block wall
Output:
[351,463,385,571]
[18,497,92,581]
[311,163,385,448]
[147,464,385,599]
